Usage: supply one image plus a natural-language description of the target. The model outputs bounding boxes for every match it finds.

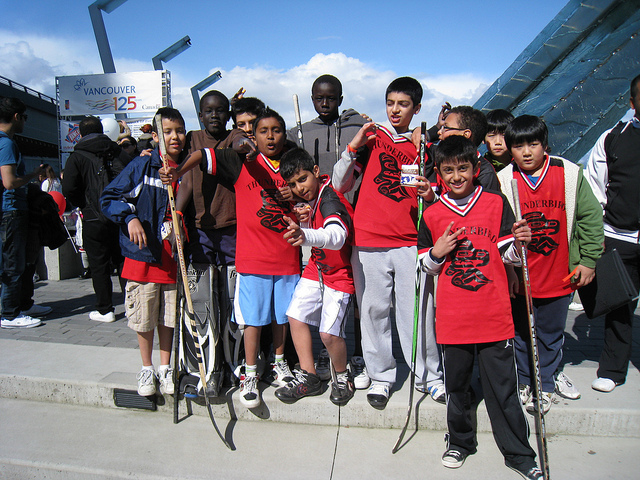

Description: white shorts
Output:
[285,277,351,338]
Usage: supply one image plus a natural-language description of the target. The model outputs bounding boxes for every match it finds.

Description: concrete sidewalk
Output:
[0,277,639,438]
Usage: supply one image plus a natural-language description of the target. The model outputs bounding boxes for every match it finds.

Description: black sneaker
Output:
[506,463,544,480]
[274,369,323,404]
[330,370,355,406]
[442,448,467,468]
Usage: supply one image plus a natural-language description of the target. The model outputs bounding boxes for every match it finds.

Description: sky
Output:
[1,0,568,132]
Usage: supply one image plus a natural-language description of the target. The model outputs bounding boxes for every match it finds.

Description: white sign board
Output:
[57,71,166,116]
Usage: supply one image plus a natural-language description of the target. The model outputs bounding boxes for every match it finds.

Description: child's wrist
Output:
[347,144,357,155]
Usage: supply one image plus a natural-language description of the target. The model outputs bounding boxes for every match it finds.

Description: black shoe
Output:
[330,370,355,406]
[506,463,543,480]
[274,369,323,404]
[441,448,468,468]
[366,383,389,409]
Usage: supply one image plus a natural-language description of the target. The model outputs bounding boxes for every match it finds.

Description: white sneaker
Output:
[592,377,617,393]
[240,375,261,408]
[89,310,116,323]
[315,349,331,381]
[526,391,554,414]
[158,367,174,395]
[349,356,371,389]
[555,371,581,399]
[1,314,42,329]
[271,359,295,387]
[519,383,531,405]
[136,368,157,396]
[367,383,390,409]
[428,383,447,404]
[568,302,584,312]
[21,304,52,317]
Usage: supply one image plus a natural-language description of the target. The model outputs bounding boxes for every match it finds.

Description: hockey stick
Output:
[511,179,550,479]
[155,114,233,450]
[392,121,427,454]
[293,94,305,150]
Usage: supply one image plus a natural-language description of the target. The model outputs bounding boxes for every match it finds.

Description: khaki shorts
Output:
[125,280,177,332]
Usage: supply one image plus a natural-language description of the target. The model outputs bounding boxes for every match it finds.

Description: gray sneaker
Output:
[555,371,580,400]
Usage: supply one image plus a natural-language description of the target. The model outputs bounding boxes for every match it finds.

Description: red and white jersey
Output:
[352,125,420,247]
[509,155,570,297]
[200,148,300,276]
[418,186,516,345]
[303,177,354,294]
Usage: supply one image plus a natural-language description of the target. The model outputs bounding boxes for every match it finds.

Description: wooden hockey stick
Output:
[392,121,427,454]
[293,94,305,150]
[155,113,233,450]
[511,179,550,479]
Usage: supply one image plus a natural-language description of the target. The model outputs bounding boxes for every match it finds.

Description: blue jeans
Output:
[1,210,29,320]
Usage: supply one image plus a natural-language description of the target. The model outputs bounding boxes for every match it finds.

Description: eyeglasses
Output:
[439,125,466,132]
[121,142,133,148]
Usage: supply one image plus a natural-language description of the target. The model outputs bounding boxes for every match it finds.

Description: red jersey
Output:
[303,177,354,294]
[200,149,300,276]
[418,187,516,344]
[352,125,419,247]
[510,156,570,297]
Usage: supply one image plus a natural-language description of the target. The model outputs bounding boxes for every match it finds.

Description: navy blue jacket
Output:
[100,149,169,264]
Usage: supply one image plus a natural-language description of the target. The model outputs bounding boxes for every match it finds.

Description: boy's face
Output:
[484,131,509,159]
[438,112,471,142]
[510,141,546,175]
[235,112,258,140]
[386,92,420,133]
[286,165,321,202]
[312,82,342,122]
[152,117,186,159]
[435,159,479,199]
[255,117,285,158]
[199,96,230,137]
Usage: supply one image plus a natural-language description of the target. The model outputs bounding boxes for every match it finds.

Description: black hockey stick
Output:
[511,179,549,479]
[293,94,305,150]
[155,114,233,450]
[392,121,427,453]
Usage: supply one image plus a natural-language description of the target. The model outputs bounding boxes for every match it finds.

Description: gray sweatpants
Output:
[352,245,443,389]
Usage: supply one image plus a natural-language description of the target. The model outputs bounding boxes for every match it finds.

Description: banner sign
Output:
[60,121,81,152]
[57,71,166,116]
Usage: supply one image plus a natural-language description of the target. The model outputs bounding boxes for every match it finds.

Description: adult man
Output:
[586,74,640,393]
[62,116,130,323]
[0,97,46,328]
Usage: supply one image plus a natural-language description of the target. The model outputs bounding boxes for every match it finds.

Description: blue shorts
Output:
[233,273,300,327]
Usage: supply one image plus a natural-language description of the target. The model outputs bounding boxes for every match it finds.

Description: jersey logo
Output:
[524,211,559,256]
[311,247,330,274]
[445,239,492,291]
[256,189,291,233]
[373,152,411,202]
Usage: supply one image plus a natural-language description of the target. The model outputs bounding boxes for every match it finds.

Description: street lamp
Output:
[152,36,192,70]
[88,0,128,74]
[191,71,223,126]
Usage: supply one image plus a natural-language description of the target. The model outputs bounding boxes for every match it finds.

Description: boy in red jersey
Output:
[332,77,444,408]
[418,135,542,479]
[497,115,602,413]
[274,148,356,405]
[160,108,299,409]
[101,107,185,397]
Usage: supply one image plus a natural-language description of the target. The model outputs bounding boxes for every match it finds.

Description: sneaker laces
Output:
[286,369,309,388]
[274,360,293,379]
[335,371,350,389]
[243,375,258,392]
[137,369,155,385]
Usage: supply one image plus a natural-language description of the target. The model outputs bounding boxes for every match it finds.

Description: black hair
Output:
[199,90,229,112]
[485,109,514,135]
[280,147,316,181]
[120,135,137,147]
[231,97,265,123]
[386,77,423,107]
[252,107,286,136]
[0,96,26,123]
[447,106,488,147]
[312,74,342,96]
[152,107,185,133]
[434,135,478,168]
[631,73,640,99]
[79,116,103,136]
[504,115,549,151]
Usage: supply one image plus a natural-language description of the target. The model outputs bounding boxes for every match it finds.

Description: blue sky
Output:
[1,0,566,131]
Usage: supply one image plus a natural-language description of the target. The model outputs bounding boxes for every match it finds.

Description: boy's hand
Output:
[283,216,305,246]
[432,221,463,258]
[511,219,531,250]
[572,265,595,288]
[360,113,373,123]
[437,102,452,128]
[230,87,246,105]
[415,175,435,202]
[293,202,311,224]
[505,264,520,298]
[127,218,147,249]
[277,185,293,202]
[233,137,257,161]
[139,148,153,157]
[159,166,178,185]
[350,122,377,150]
